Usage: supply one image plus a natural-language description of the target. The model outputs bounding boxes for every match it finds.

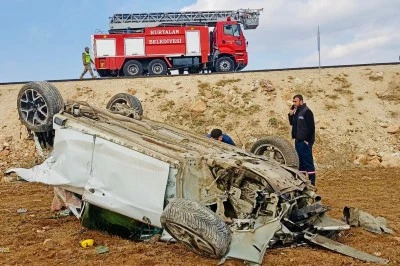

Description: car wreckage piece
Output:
[6,82,388,265]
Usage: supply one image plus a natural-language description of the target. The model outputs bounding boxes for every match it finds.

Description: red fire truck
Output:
[92,9,262,77]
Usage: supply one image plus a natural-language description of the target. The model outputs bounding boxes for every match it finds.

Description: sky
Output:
[0,0,399,82]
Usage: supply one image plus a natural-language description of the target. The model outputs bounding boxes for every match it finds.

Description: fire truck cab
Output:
[92,9,262,77]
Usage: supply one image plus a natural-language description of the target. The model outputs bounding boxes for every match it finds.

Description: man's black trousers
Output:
[295,140,316,186]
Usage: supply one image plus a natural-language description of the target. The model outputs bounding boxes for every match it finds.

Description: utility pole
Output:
[318,25,321,71]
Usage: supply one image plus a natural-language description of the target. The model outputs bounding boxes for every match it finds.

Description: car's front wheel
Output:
[161,199,231,258]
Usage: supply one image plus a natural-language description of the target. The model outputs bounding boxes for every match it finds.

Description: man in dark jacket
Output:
[207,128,236,146]
[288,94,316,185]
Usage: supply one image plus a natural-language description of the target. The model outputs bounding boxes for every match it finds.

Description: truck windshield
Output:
[223,24,241,37]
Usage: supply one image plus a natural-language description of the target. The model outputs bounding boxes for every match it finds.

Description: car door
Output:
[82,136,171,227]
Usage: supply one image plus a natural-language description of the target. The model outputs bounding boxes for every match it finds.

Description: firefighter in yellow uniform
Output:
[80,47,96,79]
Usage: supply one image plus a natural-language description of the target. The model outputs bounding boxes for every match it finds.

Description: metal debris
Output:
[305,233,388,264]
[16,208,27,213]
[343,206,394,234]
[0,248,10,253]
[95,246,109,254]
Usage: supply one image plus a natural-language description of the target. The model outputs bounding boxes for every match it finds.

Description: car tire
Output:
[148,59,167,75]
[160,198,231,259]
[17,82,64,133]
[215,57,234,72]
[106,93,143,116]
[123,60,143,76]
[250,136,299,168]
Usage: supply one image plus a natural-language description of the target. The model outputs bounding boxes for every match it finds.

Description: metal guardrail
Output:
[0,61,399,86]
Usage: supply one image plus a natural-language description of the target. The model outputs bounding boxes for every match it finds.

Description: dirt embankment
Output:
[0,66,399,265]
[0,65,399,172]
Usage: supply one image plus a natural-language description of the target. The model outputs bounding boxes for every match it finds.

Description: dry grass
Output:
[197,81,210,90]
[326,94,339,100]
[376,77,400,103]
[151,88,169,98]
[294,85,314,98]
[241,92,253,103]
[369,74,384,81]
[248,118,261,127]
[219,112,227,119]
[225,122,234,131]
[388,110,399,118]
[212,89,224,98]
[268,117,278,126]
[231,86,240,94]
[325,102,338,110]
[197,81,211,97]
[333,75,352,88]
[333,87,354,94]
[159,100,175,111]
[244,104,262,114]
[215,78,241,87]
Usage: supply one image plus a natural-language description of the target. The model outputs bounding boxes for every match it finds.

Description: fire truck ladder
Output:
[109,9,263,33]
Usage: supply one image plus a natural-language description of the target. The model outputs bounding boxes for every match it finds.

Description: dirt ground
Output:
[1,168,399,266]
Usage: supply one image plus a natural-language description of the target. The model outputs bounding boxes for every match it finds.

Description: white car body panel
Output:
[8,126,171,227]
[83,136,170,227]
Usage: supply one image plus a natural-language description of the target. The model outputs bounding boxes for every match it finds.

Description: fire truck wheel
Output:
[106,93,143,117]
[148,59,167,75]
[123,60,143,76]
[215,57,234,72]
[17,82,64,133]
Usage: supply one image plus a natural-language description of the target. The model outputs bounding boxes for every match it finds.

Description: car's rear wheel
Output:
[161,199,231,258]
[17,82,64,133]
[106,93,143,117]
[250,136,299,168]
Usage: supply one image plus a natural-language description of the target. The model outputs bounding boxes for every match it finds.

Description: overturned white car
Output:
[7,82,387,265]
